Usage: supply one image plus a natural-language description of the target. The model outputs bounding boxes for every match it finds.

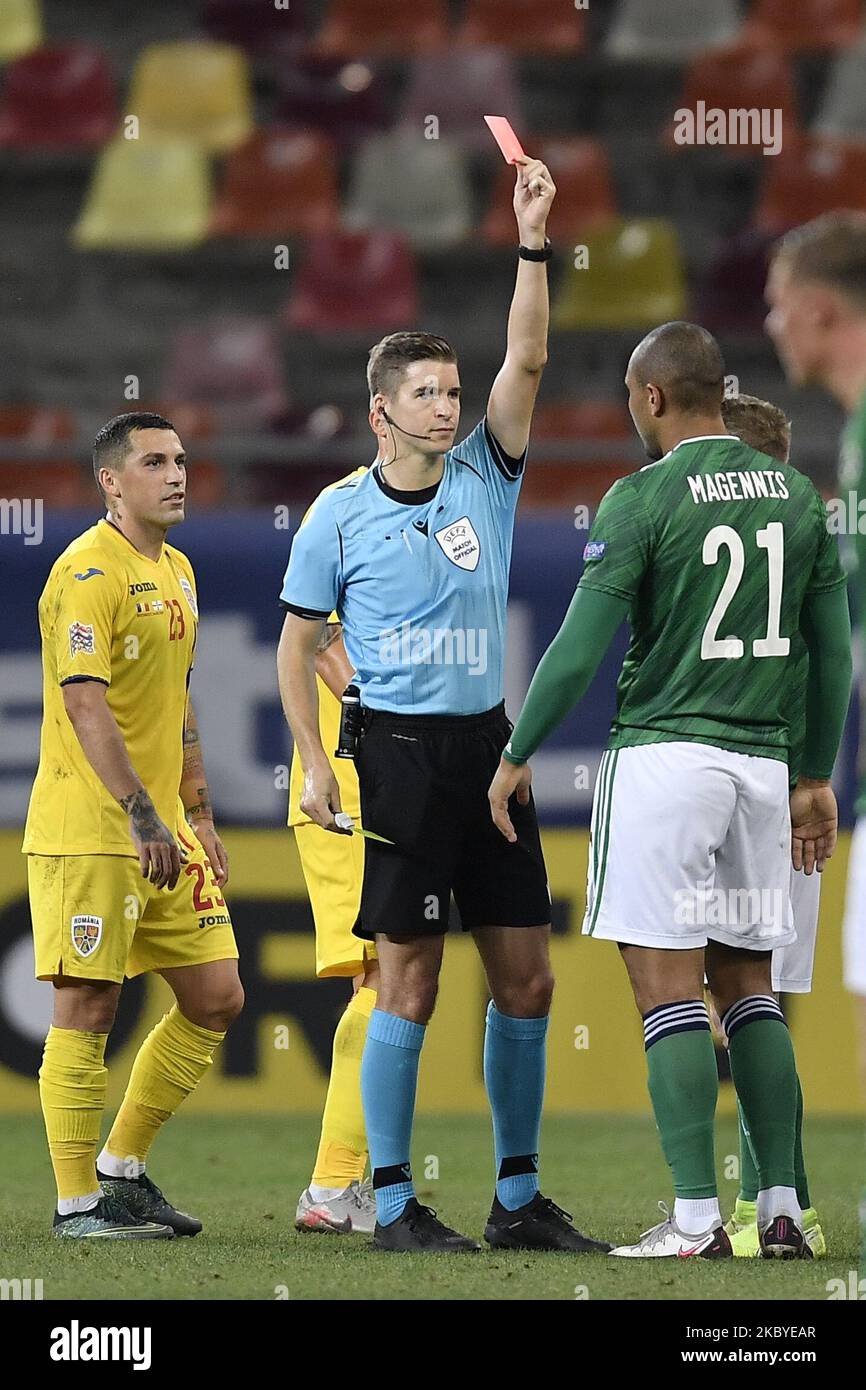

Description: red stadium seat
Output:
[275,55,388,143]
[200,0,307,54]
[313,0,448,58]
[210,128,339,237]
[398,48,524,154]
[0,406,89,505]
[668,45,801,152]
[483,137,616,246]
[0,43,118,150]
[743,0,862,53]
[162,318,289,430]
[753,136,866,232]
[520,401,634,509]
[283,230,419,332]
[695,229,776,337]
[456,0,586,54]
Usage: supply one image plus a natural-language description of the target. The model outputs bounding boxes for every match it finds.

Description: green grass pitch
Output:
[1,1113,861,1301]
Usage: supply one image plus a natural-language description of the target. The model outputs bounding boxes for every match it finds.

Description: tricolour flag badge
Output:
[583,541,606,561]
[71,914,102,957]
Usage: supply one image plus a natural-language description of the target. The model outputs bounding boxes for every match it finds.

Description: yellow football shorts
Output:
[28,825,238,983]
[294,822,377,978]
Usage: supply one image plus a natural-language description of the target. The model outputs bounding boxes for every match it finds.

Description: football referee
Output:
[278,156,608,1254]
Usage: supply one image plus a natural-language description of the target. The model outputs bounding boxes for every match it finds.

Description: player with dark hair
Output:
[24,412,242,1238]
[279,156,609,1254]
[489,323,851,1258]
[717,392,826,1257]
[765,214,866,1077]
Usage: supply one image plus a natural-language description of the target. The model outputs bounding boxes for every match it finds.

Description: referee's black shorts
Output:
[352,701,551,940]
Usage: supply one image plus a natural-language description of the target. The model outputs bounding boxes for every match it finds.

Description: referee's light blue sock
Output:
[361,1008,426,1226]
[484,1002,548,1211]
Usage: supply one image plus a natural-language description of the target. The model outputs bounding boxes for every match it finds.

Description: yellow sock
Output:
[104,1006,225,1167]
[39,1026,108,1202]
[312,985,376,1188]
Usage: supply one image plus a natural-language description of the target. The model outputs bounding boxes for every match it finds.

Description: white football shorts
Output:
[583,741,794,951]
[842,816,866,996]
[772,866,820,994]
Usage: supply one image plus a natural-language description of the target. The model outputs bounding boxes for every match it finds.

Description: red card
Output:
[484,115,525,164]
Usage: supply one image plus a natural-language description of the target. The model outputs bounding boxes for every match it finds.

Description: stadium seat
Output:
[275,55,388,142]
[551,219,687,331]
[283,230,418,332]
[162,317,289,430]
[520,401,634,509]
[127,41,253,152]
[313,0,449,58]
[398,48,524,154]
[0,405,89,505]
[605,0,742,61]
[200,0,307,54]
[456,0,586,54]
[694,229,776,336]
[813,43,866,143]
[210,128,338,237]
[0,44,118,150]
[72,137,211,250]
[742,0,862,54]
[483,137,616,245]
[0,0,41,63]
[753,136,866,232]
[670,45,800,151]
[344,130,473,251]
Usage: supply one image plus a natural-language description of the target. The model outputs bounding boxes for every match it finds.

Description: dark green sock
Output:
[646,1024,719,1198]
[737,1100,759,1203]
[727,1009,797,1191]
[794,1074,811,1210]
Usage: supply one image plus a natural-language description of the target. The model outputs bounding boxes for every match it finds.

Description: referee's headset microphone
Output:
[377,405,440,466]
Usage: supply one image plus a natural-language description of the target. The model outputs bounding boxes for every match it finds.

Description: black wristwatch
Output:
[518,238,552,262]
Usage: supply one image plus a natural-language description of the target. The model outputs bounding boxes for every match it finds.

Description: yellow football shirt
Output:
[287,466,368,829]
[23,519,198,856]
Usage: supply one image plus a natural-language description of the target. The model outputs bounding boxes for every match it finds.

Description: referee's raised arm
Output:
[486,156,556,459]
[277,611,345,834]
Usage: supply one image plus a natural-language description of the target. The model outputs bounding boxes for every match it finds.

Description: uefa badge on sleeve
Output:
[71,915,102,958]
[68,621,95,656]
[179,576,198,618]
[583,541,606,562]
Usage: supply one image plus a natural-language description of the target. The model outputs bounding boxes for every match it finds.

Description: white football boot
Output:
[295,1180,377,1235]
[610,1202,732,1258]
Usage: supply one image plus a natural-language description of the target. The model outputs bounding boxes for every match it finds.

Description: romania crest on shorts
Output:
[71,914,102,957]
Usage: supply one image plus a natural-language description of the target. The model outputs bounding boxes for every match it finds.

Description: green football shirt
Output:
[578,435,846,763]
[838,388,866,811]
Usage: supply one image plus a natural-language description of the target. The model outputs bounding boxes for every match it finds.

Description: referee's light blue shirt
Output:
[280,418,526,714]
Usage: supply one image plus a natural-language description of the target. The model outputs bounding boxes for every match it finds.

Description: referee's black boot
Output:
[373,1198,481,1253]
[484,1192,612,1253]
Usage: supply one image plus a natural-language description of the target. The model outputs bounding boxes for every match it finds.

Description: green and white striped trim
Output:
[586,749,619,937]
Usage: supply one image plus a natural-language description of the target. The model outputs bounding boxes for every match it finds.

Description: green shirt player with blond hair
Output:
[489,322,852,1259]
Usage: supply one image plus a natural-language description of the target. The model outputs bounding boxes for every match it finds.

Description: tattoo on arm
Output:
[316,622,342,655]
[181,702,214,820]
[119,789,167,841]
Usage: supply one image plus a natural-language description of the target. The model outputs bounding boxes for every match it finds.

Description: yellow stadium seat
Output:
[127,40,253,152]
[0,0,42,62]
[72,136,211,250]
[552,219,687,331]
